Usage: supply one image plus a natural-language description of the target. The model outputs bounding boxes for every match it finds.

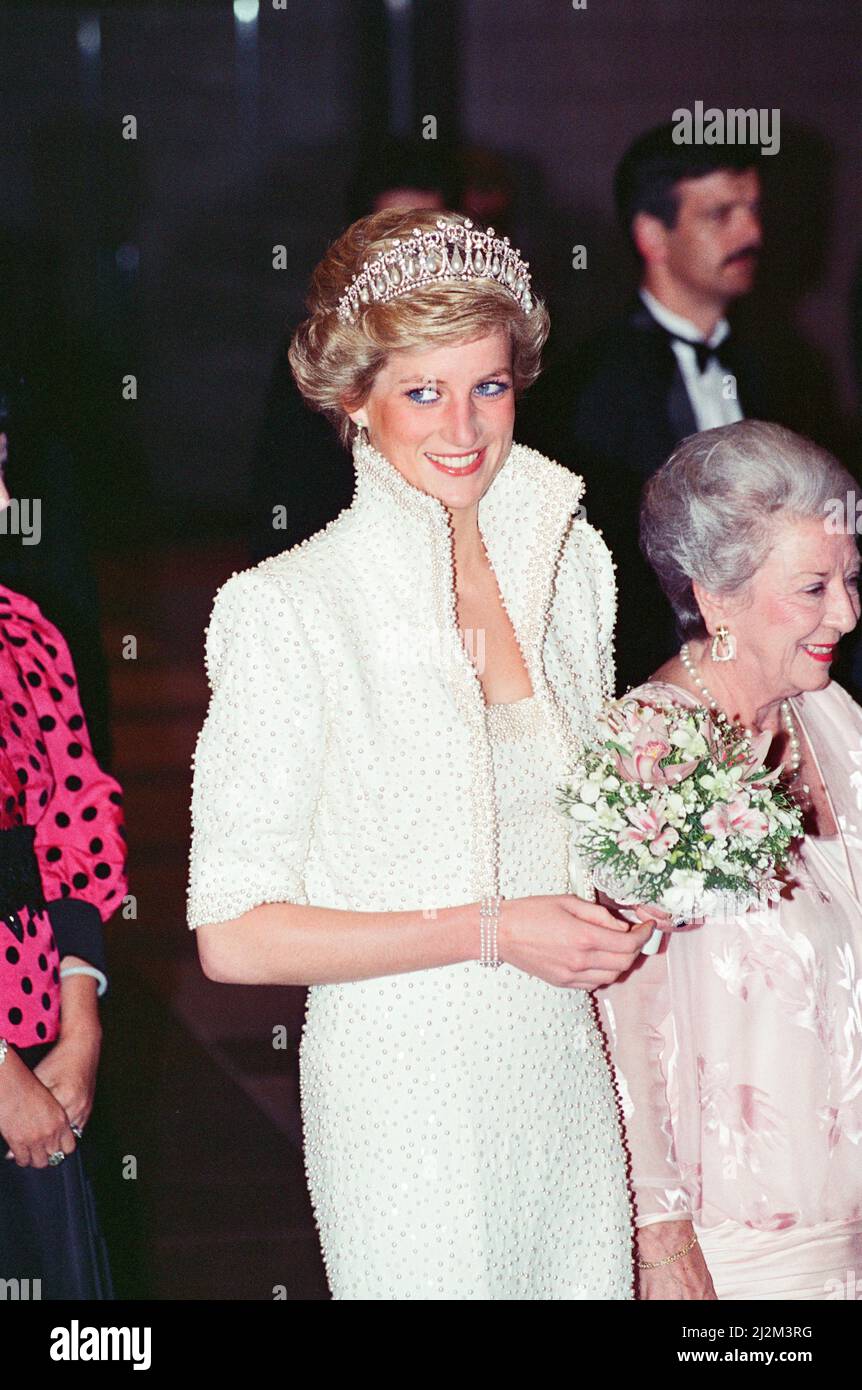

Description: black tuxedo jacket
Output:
[518,298,777,694]
[521,297,775,523]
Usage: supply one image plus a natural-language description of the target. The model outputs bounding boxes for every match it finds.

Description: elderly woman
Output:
[186,208,661,1301]
[600,420,862,1300]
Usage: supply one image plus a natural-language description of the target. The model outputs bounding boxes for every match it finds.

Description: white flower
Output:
[661,867,707,917]
[643,857,667,874]
[595,799,625,832]
[711,850,735,874]
[669,723,709,759]
[700,766,745,800]
[580,781,601,805]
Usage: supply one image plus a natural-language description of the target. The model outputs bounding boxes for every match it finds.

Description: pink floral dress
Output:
[599,678,862,1300]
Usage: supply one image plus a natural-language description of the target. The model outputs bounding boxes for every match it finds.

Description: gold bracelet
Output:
[637,1231,699,1270]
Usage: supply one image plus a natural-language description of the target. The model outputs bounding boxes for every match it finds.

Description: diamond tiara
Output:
[336,217,534,324]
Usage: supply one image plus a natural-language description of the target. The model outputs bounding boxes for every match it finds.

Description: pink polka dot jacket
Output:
[0,584,127,1047]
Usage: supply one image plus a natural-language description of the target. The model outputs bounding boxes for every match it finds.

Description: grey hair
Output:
[640,420,858,641]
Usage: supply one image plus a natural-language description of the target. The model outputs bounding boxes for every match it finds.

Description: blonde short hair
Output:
[288,208,550,448]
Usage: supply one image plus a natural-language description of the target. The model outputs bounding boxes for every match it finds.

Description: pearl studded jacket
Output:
[186,435,617,928]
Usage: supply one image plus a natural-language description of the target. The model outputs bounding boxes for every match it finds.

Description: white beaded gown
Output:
[298,693,635,1300]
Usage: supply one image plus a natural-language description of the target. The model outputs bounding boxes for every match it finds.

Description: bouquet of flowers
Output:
[557,696,803,949]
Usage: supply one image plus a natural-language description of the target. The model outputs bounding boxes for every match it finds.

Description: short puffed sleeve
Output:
[187,569,326,929]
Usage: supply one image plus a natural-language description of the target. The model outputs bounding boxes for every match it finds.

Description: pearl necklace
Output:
[679,642,809,797]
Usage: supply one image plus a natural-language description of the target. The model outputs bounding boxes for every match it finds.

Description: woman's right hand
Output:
[636,1220,718,1300]
[0,1045,78,1168]
[497,893,657,989]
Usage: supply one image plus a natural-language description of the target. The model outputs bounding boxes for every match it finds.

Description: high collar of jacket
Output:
[348,431,587,659]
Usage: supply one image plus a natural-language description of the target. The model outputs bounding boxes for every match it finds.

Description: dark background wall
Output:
[461,0,861,405]
[0,0,859,542]
[0,0,859,1303]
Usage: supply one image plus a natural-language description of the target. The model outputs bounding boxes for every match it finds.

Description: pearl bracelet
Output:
[479,893,503,968]
[637,1231,699,1269]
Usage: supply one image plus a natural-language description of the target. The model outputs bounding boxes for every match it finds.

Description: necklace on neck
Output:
[679,642,809,797]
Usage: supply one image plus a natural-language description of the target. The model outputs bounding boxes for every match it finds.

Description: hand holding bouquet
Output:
[557,696,803,953]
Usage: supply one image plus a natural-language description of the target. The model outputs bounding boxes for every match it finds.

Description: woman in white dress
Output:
[186,208,662,1300]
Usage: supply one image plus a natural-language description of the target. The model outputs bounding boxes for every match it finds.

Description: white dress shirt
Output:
[640,288,744,431]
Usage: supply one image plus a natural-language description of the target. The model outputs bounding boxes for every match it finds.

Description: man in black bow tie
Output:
[520,125,775,693]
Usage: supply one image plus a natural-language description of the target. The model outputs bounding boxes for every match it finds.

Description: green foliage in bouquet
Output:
[557,697,803,914]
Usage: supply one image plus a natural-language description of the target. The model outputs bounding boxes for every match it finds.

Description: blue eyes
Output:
[405,380,511,405]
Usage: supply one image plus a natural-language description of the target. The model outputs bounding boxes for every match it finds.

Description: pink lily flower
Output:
[703,792,769,841]
[618,804,680,857]
[612,729,700,787]
[733,729,783,787]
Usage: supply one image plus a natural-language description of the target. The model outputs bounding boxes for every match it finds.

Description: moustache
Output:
[724,246,761,267]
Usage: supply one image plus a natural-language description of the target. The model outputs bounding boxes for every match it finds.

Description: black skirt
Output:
[0,1040,114,1299]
